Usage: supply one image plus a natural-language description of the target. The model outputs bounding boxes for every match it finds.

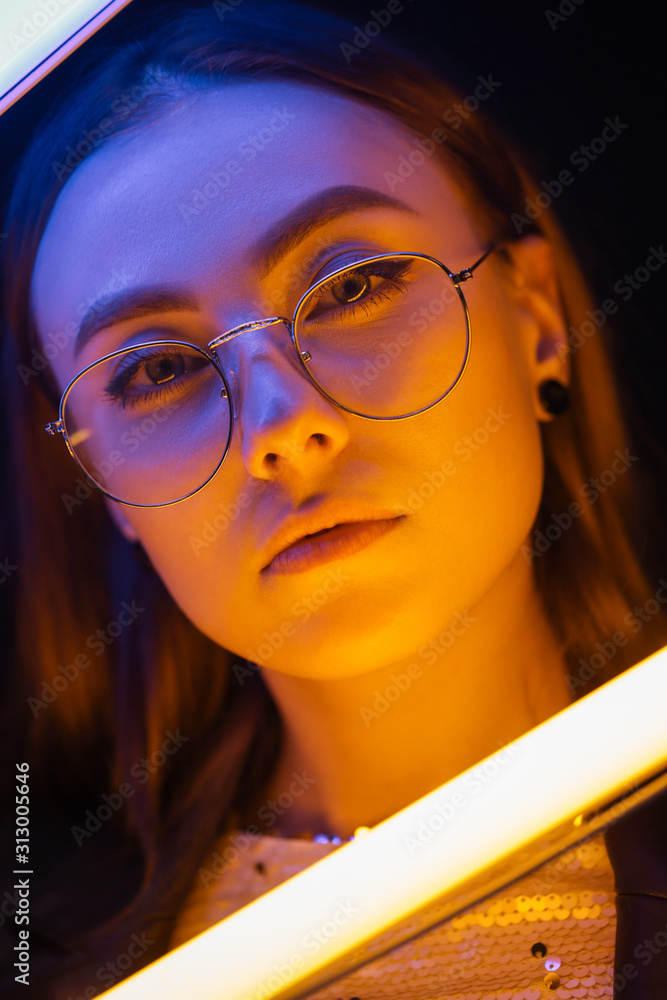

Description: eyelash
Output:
[99,260,412,408]
[102,346,208,411]
[304,259,414,320]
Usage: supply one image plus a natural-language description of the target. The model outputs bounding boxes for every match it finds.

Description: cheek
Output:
[124,492,254,638]
[410,296,544,606]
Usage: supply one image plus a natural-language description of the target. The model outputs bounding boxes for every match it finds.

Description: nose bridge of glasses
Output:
[208,315,315,415]
[208,315,290,351]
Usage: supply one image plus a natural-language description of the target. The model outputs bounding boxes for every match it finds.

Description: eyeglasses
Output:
[44,247,495,507]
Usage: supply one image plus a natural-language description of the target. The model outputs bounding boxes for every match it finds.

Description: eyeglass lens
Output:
[62,255,468,505]
[63,343,232,505]
[295,254,467,418]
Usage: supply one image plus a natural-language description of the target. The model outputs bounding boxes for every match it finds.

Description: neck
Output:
[253,550,572,841]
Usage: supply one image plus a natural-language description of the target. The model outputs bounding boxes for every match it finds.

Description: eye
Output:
[331,272,371,305]
[102,344,211,410]
[143,352,185,385]
[301,259,414,325]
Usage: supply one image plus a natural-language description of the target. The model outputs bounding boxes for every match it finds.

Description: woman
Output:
[0,0,665,997]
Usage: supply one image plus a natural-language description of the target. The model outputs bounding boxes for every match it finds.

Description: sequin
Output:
[170,830,618,999]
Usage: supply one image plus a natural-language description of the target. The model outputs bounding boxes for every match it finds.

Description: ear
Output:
[103,496,140,543]
[502,235,570,422]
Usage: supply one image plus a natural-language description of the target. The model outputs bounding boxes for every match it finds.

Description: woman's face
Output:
[32,81,567,679]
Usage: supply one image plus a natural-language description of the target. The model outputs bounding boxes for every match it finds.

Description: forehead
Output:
[31,80,477,343]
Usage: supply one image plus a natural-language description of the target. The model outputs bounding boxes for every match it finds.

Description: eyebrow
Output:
[73,185,416,358]
[251,184,416,277]
[74,289,197,358]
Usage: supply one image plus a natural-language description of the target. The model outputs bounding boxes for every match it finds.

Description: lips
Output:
[263,518,406,575]
[261,506,407,576]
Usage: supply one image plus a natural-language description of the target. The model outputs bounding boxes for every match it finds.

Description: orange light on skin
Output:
[101,644,667,1000]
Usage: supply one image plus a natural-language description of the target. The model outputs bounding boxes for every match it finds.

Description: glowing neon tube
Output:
[102,644,667,999]
[0,1,134,116]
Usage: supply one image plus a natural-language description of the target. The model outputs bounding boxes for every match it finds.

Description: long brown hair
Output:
[1,1,664,994]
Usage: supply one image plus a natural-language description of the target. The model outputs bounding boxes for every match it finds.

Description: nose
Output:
[217,321,350,481]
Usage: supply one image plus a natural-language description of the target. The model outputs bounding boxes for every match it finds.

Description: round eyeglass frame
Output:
[45,246,496,507]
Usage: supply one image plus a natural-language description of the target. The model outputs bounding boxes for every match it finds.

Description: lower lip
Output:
[263,517,406,576]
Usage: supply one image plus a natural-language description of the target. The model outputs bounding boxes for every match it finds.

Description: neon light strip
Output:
[102,644,667,999]
[0,0,134,116]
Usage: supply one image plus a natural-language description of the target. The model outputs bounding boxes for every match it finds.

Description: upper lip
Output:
[260,501,406,571]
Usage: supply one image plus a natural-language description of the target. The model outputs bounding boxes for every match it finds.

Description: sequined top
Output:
[170,830,617,999]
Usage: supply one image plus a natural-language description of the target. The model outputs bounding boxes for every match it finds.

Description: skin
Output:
[32,81,572,840]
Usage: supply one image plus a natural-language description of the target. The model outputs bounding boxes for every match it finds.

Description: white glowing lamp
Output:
[102,644,667,999]
[0,1,134,115]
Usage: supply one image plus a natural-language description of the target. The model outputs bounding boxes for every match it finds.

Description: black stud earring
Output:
[538,379,570,416]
